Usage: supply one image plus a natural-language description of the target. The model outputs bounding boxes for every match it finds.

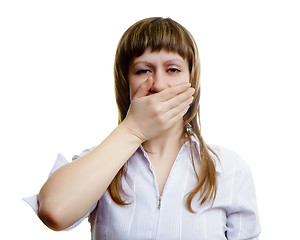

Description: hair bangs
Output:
[126,18,193,61]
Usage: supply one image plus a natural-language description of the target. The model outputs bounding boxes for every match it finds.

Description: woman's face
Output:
[128,48,190,99]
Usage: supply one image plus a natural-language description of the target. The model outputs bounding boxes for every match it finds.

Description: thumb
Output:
[133,77,153,99]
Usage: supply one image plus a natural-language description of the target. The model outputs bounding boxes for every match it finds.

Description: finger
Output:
[165,87,195,110]
[156,82,191,102]
[164,95,194,121]
[167,105,191,127]
[133,77,153,99]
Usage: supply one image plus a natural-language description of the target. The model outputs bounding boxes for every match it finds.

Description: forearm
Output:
[38,122,142,230]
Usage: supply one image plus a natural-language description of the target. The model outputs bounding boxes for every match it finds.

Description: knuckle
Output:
[147,98,155,105]
[153,105,163,115]
[157,116,165,125]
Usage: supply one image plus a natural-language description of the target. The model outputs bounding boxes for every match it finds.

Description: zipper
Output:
[158,195,162,209]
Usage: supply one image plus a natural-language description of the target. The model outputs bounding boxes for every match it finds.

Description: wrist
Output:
[118,120,145,144]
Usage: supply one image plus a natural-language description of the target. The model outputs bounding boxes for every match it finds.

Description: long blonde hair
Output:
[111,17,218,212]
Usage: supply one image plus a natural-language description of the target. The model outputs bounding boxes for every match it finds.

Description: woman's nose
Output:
[150,71,168,93]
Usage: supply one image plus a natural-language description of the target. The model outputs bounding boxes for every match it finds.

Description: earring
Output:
[185,123,193,135]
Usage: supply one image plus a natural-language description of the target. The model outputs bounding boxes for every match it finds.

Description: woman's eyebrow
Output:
[132,61,152,66]
[132,59,185,67]
[163,59,186,66]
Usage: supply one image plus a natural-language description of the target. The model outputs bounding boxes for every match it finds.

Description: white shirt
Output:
[24,136,261,239]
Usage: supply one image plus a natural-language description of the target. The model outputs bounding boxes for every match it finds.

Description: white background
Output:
[1,0,299,239]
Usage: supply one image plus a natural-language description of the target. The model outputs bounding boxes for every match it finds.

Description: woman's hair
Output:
[110,17,218,212]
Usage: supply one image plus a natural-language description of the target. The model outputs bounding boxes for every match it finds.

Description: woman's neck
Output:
[142,120,186,157]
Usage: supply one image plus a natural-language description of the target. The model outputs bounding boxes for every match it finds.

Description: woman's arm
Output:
[38,123,143,231]
[38,78,194,231]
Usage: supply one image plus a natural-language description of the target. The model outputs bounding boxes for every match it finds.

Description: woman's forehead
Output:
[132,48,186,63]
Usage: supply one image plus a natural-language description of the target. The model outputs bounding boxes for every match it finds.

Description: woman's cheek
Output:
[172,75,190,86]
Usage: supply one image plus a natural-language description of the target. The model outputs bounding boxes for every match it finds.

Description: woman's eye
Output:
[168,68,181,73]
[136,69,150,75]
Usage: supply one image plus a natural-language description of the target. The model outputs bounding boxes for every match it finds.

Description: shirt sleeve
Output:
[226,160,261,239]
[23,148,97,231]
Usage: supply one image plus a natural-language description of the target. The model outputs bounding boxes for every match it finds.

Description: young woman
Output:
[24,17,261,239]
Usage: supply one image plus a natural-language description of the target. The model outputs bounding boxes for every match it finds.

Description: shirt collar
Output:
[138,135,223,174]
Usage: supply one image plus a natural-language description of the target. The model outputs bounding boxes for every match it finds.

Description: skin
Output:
[38,48,194,231]
[127,48,194,194]
[128,48,190,98]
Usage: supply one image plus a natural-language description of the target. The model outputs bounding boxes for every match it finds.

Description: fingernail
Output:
[188,87,195,94]
[189,96,194,104]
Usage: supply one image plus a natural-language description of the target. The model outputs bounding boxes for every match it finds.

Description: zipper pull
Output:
[158,195,162,209]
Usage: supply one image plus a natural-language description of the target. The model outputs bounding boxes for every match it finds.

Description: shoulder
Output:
[208,144,252,176]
